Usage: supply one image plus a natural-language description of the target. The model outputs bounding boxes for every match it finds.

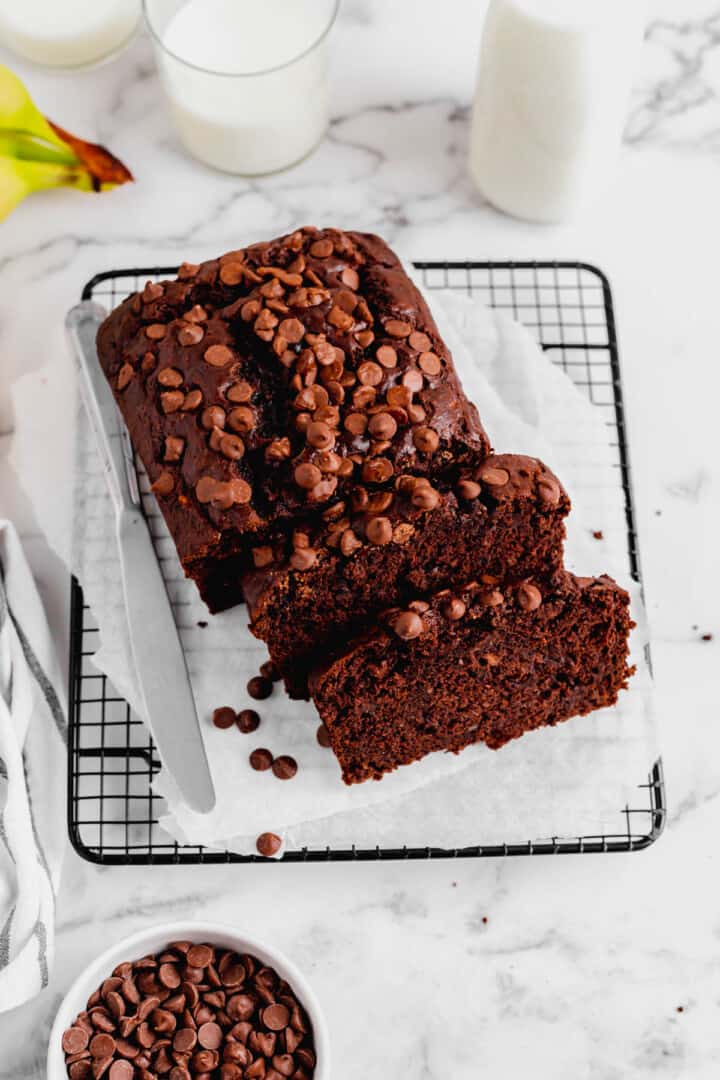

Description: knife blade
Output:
[66,301,215,814]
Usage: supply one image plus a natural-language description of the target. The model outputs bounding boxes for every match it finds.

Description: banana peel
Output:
[0,64,132,220]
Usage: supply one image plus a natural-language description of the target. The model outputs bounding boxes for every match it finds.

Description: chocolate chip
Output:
[197,1021,223,1050]
[145,323,166,341]
[365,516,393,545]
[408,330,431,351]
[316,723,331,747]
[108,1063,133,1080]
[256,832,282,856]
[151,472,174,497]
[357,361,383,387]
[368,412,398,440]
[63,1027,90,1055]
[538,477,561,506]
[309,238,333,258]
[204,344,234,367]
[294,462,322,490]
[160,390,184,413]
[306,421,334,450]
[412,426,439,453]
[344,412,368,437]
[443,597,466,620]
[90,1034,116,1059]
[480,465,510,487]
[290,548,318,571]
[517,583,542,612]
[384,319,412,338]
[212,707,237,730]
[201,405,226,430]
[402,368,424,393]
[237,709,260,734]
[181,388,203,411]
[178,323,204,346]
[375,344,397,369]
[250,748,273,771]
[219,434,245,460]
[226,380,253,404]
[389,610,425,640]
[340,528,363,556]
[410,481,440,510]
[219,261,245,286]
[116,363,134,390]
[271,756,297,781]
[418,351,442,376]
[457,479,481,500]
[362,457,393,484]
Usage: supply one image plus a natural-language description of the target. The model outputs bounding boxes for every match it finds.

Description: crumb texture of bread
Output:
[309,572,634,784]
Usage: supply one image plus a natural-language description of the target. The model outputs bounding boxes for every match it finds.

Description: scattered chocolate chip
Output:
[237,709,260,734]
[247,675,273,700]
[701,633,713,642]
[256,832,282,857]
[212,707,236,730]
[272,756,298,781]
[592,529,604,540]
[249,748,274,771]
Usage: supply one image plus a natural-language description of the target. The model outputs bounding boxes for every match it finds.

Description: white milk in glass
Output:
[152,0,337,175]
[0,0,140,67]
[469,0,647,222]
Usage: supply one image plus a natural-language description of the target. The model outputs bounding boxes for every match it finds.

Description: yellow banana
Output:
[0,64,132,221]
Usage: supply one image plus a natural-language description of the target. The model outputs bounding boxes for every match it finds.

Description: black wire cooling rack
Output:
[68,261,665,865]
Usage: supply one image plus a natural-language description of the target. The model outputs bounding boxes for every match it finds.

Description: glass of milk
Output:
[144,0,339,175]
[469,0,647,222]
[0,0,140,68]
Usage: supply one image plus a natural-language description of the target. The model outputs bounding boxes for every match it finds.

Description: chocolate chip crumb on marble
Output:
[309,571,634,784]
[97,227,489,613]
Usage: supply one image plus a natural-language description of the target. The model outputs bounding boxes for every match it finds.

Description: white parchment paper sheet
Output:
[11,282,656,853]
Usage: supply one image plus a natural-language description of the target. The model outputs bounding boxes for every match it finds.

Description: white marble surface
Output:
[1,1,719,1075]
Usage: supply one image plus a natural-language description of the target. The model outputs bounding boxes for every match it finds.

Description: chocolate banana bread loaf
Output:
[309,571,634,785]
[96,227,490,611]
[244,454,570,698]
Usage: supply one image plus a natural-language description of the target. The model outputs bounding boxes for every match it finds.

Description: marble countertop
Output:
[1,0,719,1075]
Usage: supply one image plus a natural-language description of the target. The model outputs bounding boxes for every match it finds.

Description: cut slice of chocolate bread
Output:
[244,454,570,698]
[309,571,634,785]
[96,227,490,611]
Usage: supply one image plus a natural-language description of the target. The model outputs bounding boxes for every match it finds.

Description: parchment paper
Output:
[11,281,656,854]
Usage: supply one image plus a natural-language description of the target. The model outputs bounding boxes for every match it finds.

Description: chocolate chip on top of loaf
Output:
[97,227,489,611]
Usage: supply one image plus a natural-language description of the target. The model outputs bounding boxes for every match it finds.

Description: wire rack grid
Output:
[68,261,665,865]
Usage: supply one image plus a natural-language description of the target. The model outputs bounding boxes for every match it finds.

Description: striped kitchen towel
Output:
[0,520,66,1011]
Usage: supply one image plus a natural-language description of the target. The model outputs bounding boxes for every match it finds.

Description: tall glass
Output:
[143,0,339,176]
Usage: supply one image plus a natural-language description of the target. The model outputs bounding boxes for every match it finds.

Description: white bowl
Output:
[47,921,330,1079]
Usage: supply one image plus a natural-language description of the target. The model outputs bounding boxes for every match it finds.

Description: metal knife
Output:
[66,301,215,814]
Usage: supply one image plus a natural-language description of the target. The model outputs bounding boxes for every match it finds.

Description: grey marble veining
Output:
[1,1,720,1076]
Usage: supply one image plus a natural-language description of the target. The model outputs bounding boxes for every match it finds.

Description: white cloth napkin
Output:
[10,282,657,857]
[0,520,66,1011]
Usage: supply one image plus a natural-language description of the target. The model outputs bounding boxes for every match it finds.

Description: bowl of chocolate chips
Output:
[48,921,328,1080]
